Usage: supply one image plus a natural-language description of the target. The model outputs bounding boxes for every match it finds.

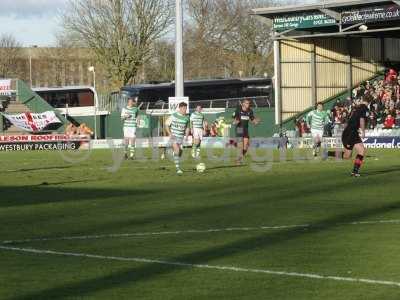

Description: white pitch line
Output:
[0,224,310,245]
[1,245,400,288]
[2,219,400,245]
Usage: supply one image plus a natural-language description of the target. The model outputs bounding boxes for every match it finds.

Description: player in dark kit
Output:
[233,99,260,164]
[327,98,370,177]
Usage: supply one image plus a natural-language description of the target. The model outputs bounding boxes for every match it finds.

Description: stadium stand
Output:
[293,68,400,137]
[0,80,68,135]
[253,0,400,138]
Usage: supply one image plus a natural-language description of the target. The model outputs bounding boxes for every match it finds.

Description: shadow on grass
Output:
[201,164,246,171]
[6,166,73,173]
[6,201,400,300]
[59,171,382,237]
[0,186,155,208]
[363,165,400,176]
[35,179,104,187]
[5,176,400,300]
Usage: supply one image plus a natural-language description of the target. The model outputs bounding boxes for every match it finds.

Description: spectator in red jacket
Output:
[384,114,395,129]
[386,69,398,84]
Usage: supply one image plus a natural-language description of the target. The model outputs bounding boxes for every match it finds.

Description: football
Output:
[196,163,206,173]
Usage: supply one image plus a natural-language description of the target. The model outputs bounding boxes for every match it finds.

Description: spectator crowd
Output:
[65,123,94,136]
[296,68,400,137]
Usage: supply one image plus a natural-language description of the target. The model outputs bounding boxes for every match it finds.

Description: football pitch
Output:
[1,149,400,300]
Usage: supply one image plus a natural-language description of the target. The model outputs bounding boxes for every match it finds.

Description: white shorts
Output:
[123,127,137,139]
[192,128,203,141]
[311,129,323,139]
[169,136,184,146]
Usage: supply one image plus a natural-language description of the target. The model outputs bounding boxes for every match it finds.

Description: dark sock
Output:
[353,154,364,174]
[327,150,344,159]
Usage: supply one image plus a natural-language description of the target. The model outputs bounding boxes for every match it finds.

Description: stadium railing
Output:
[97,94,272,113]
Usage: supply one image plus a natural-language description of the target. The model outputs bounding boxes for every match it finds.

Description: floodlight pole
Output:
[29,45,38,88]
[88,66,98,140]
[175,0,184,98]
[273,40,282,125]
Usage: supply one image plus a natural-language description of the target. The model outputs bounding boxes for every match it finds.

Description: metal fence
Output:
[97,93,273,113]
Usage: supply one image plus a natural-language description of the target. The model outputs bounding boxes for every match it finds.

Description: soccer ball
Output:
[196,163,206,173]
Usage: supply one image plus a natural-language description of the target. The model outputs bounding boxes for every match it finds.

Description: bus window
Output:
[70,93,79,107]
[77,91,94,106]
[36,89,94,108]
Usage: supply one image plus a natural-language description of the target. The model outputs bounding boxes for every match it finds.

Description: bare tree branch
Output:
[0,34,22,78]
[185,0,298,78]
[61,0,173,86]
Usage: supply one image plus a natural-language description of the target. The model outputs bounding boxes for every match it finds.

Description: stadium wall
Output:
[102,108,276,139]
[278,37,398,121]
[70,115,104,139]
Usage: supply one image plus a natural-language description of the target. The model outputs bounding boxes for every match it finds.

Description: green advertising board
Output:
[138,115,150,129]
[273,12,336,31]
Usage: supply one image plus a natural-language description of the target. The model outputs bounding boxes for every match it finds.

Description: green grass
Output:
[1,149,400,300]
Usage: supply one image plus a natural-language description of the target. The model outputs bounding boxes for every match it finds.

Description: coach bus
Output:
[119,78,272,108]
[34,86,95,108]
[32,86,104,117]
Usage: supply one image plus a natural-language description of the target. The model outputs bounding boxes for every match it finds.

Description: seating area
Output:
[295,69,400,137]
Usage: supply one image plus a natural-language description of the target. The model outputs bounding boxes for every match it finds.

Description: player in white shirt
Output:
[121,97,139,159]
[190,105,206,159]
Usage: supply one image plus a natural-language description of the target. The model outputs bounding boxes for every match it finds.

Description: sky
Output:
[0,0,319,47]
[0,0,66,47]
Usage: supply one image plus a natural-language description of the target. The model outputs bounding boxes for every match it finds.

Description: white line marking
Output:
[0,224,310,245]
[2,219,400,245]
[1,245,399,288]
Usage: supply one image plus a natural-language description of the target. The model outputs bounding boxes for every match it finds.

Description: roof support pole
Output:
[341,22,365,32]
[273,39,282,125]
[346,38,353,99]
[311,41,317,107]
[381,36,386,67]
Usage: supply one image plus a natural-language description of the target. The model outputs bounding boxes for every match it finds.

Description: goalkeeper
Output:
[306,102,330,157]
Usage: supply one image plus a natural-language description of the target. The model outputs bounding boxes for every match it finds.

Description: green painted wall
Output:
[105,112,152,139]
[102,107,276,139]
[70,115,104,139]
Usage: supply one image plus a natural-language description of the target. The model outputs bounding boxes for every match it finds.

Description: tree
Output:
[0,34,22,78]
[143,40,175,82]
[185,0,297,79]
[61,0,173,88]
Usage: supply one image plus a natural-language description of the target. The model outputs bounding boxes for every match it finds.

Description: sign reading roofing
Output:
[342,4,400,25]
[273,12,336,31]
